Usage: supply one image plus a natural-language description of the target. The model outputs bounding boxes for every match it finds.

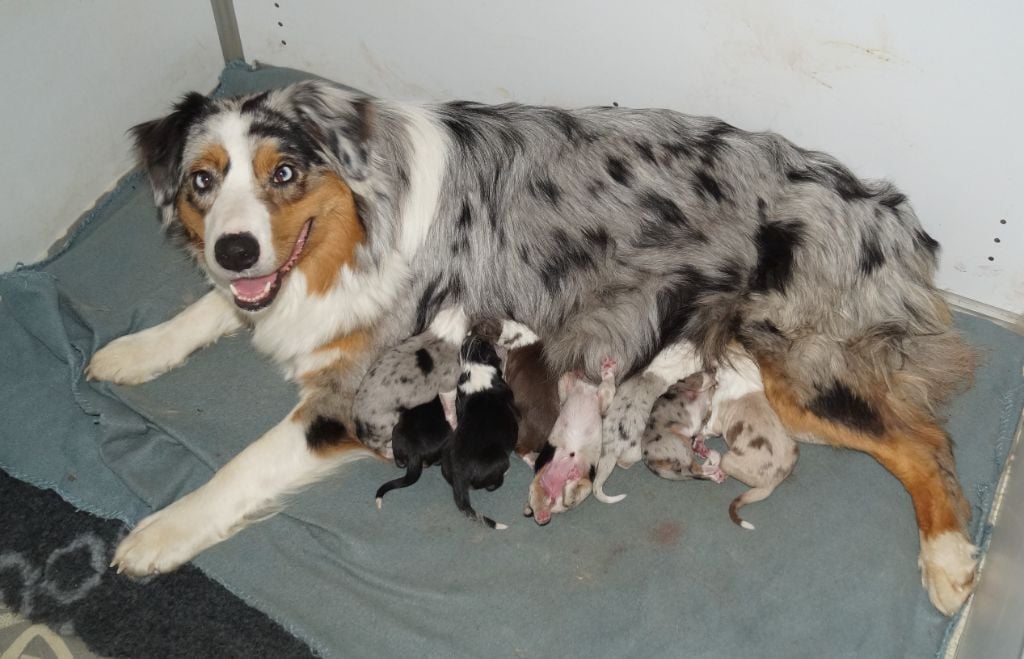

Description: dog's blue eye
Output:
[192,170,213,192]
[273,164,295,184]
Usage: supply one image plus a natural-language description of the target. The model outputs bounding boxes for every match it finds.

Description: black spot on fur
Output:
[457,201,473,230]
[582,226,611,252]
[697,122,734,164]
[693,170,726,202]
[550,109,588,143]
[414,276,444,334]
[306,416,349,450]
[531,178,561,206]
[587,180,607,197]
[914,229,940,256]
[860,236,885,275]
[538,229,597,293]
[606,156,633,186]
[879,190,906,209]
[661,141,690,160]
[534,443,556,473]
[808,381,885,436]
[634,140,657,164]
[415,349,434,375]
[788,159,873,201]
[240,91,270,114]
[354,419,368,441]
[518,244,531,265]
[749,436,773,454]
[750,220,804,294]
[639,191,693,230]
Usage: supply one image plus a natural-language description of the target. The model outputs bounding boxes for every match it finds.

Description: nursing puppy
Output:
[95,79,975,613]
[594,340,703,503]
[525,359,616,525]
[704,351,799,530]
[374,392,455,508]
[642,373,723,482]
[440,334,519,529]
[354,309,466,458]
[503,342,559,465]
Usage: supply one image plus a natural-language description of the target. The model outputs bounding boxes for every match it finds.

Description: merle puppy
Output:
[440,333,520,529]
[374,392,456,508]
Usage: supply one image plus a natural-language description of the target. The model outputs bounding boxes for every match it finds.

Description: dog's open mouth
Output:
[229,219,313,311]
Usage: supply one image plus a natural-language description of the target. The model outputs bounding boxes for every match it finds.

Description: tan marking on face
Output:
[253,142,365,295]
[174,144,231,249]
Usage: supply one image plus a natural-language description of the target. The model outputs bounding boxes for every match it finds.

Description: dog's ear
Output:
[286,80,375,182]
[131,92,213,209]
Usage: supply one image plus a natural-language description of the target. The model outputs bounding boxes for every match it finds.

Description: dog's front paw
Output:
[919,531,977,615]
[111,497,219,577]
[87,331,182,384]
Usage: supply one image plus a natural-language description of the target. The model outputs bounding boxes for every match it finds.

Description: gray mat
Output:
[2,61,1022,658]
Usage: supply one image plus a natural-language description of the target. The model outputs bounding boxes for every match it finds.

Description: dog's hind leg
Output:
[759,359,976,615]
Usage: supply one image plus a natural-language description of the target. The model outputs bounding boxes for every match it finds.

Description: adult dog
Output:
[88,79,975,614]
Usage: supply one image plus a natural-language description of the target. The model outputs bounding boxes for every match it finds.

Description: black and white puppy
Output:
[440,333,519,530]
[374,391,456,508]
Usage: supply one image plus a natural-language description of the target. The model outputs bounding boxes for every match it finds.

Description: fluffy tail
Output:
[728,486,776,530]
[452,475,507,530]
[375,458,424,509]
[593,453,626,504]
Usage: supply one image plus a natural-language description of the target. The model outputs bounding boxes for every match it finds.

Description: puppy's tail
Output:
[375,458,424,509]
[728,486,776,531]
[452,476,507,530]
[593,453,626,504]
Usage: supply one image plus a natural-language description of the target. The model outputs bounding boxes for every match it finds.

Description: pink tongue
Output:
[231,273,277,298]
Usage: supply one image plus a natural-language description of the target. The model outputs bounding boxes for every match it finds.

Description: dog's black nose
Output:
[214,233,260,272]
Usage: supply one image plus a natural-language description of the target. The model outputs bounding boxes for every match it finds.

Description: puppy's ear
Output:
[131,92,213,209]
[286,80,375,182]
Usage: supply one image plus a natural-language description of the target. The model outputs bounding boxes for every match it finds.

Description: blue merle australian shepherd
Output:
[88,79,975,615]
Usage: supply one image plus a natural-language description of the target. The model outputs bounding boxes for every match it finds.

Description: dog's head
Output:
[132,80,374,312]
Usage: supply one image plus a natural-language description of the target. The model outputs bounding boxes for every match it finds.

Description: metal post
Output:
[210,0,245,64]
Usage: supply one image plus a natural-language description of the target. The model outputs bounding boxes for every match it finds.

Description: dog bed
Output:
[1,61,1022,658]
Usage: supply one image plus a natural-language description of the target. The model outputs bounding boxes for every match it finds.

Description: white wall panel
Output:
[0,0,223,270]
[237,0,1024,316]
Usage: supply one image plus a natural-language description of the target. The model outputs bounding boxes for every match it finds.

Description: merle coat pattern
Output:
[97,79,976,614]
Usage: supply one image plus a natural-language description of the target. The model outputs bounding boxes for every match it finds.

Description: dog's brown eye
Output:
[273,164,295,185]
[192,170,213,192]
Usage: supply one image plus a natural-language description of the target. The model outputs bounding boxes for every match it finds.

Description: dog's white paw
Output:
[87,331,182,384]
[918,531,978,615]
[111,497,219,577]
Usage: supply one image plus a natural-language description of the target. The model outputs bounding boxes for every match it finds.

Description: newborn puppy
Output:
[440,333,520,530]
[374,391,456,508]
[594,341,704,503]
[525,358,616,525]
[503,342,559,466]
[353,308,466,458]
[642,372,723,482]
[704,351,798,530]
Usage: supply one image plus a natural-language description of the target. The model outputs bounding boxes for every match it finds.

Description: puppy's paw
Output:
[918,531,977,616]
[111,496,219,577]
[87,331,183,384]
